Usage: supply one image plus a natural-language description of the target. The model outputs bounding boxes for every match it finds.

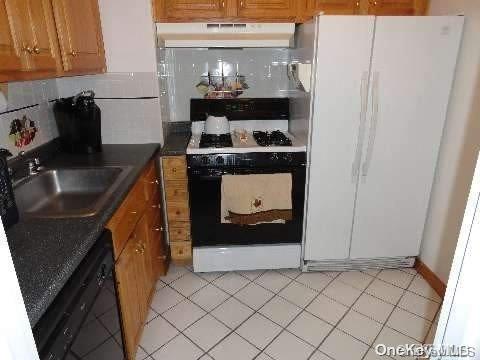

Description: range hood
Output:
[156,23,295,48]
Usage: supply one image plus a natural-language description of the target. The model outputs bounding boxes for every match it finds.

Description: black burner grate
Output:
[199,133,233,148]
[253,130,293,147]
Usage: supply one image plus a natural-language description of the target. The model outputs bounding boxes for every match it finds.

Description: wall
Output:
[97,0,157,73]
[0,80,59,156]
[0,223,39,360]
[161,48,292,122]
[420,1,480,283]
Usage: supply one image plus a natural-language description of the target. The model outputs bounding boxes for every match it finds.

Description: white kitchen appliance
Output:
[187,98,307,272]
[296,16,464,271]
[204,115,230,135]
[156,23,295,48]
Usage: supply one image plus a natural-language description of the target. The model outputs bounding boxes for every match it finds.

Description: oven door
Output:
[188,166,306,247]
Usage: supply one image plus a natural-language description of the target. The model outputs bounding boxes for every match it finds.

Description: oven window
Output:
[189,168,306,247]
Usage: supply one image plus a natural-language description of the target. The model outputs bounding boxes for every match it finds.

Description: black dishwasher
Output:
[33,230,126,360]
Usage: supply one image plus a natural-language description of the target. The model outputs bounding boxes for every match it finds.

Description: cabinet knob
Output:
[130,210,138,215]
[69,50,77,57]
[151,204,159,209]
[23,45,33,54]
[33,45,41,54]
[221,1,225,8]
[150,179,159,185]
[240,0,244,7]
[153,226,164,232]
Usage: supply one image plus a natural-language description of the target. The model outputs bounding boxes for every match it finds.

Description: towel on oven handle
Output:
[221,173,292,225]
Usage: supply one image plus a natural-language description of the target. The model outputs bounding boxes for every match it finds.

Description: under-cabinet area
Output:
[1,0,480,359]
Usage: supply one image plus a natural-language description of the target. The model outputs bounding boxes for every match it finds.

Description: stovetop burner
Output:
[253,130,293,147]
[199,133,233,148]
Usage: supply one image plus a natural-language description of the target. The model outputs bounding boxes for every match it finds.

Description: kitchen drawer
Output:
[170,241,192,260]
[107,180,145,258]
[162,156,187,180]
[143,161,160,202]
[167,202,190,222]
[169,223,191,242]
[165,180,189,204]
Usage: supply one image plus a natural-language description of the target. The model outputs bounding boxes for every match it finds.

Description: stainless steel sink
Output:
[14,166,132,218]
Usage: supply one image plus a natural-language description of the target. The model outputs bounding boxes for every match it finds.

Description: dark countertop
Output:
[7,143,160,327]
[160,121,191,156]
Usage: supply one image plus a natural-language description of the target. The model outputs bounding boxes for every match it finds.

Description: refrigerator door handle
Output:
[362,71,380,179]
[352,71,369,183]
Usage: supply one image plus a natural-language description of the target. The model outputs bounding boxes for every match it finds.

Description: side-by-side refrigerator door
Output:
[350,16,464,259]
[304,16,375,261]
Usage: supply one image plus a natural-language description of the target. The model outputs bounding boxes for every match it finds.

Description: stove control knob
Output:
[216,156,225,165]
[201,156,209,165]
[270,153,279,162]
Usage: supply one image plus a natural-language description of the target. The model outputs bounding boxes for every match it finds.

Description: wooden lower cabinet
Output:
[107,158,169,360]
[115,235,146,359]
[162,155,193,264]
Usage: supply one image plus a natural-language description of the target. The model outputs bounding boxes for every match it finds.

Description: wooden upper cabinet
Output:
[236,0,297,21]
[16,0,57,72]
[299,0,360,19]
[156,0,229,21]
[366,0,427,15]
[51,0,105,73]
[1,0,23,73]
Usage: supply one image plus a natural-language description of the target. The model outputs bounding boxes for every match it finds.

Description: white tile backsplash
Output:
[0,79,59,156]
[56,72,163,145]
[160,48,292,122]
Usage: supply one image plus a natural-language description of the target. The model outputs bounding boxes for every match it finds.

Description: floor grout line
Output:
[141,266,436,360]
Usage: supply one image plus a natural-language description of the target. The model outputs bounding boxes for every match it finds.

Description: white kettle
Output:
[204,115,230,135]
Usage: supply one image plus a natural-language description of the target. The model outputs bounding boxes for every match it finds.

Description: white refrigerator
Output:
[298,16,464,270]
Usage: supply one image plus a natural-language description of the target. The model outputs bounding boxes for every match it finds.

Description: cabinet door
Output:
[51,0,105,73]
[147,204,168,278]
[157,0,228,21]
[17,0,57,71]
[237,0,297,21]
[312,0,360,15]
[350,17,464,259]
[134,215,154,318]
[116,239,143,360]
[0,0,23,72]
[304,16,375,261]
[366,0,416,15]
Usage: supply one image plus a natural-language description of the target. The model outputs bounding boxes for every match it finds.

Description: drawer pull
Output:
[152,204,159,209]
[130,210,138,215]
[153,226,164,232]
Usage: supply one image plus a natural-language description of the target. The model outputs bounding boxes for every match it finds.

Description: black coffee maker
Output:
[54,90,102,154]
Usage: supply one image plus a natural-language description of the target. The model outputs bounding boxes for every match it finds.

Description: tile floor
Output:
[137,265,442,360]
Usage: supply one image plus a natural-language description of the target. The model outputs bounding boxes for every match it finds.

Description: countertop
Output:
[160,121,191,156]
[7,143,160,327]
